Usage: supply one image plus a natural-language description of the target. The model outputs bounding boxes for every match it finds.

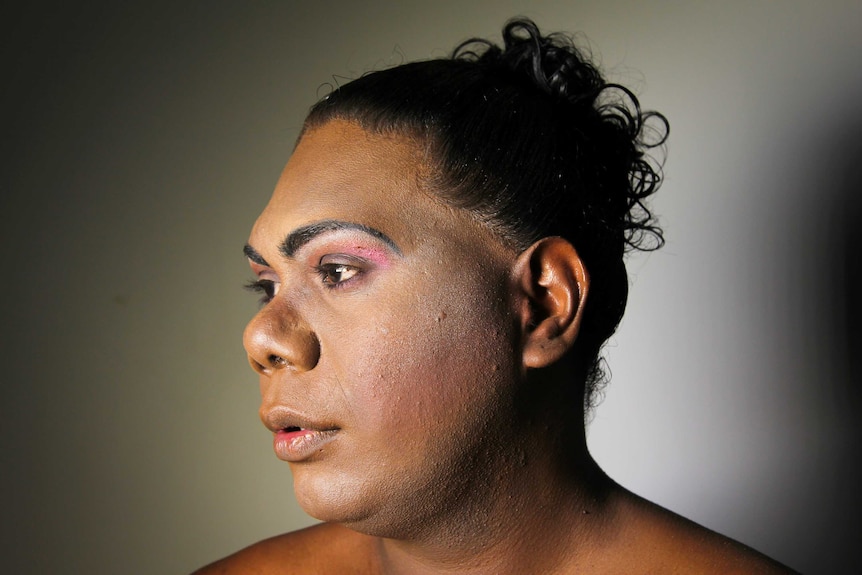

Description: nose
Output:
[243,301,320,375]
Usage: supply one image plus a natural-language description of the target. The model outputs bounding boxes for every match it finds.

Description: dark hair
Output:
[303,18,668,407]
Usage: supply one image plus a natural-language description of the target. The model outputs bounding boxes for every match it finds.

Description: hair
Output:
[303,18,668,408]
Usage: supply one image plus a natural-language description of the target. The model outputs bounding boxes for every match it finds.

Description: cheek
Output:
[336,279,517,444]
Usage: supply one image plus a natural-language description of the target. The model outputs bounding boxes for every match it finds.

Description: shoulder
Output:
[658,523,798,574]
[611,493,799,575]
[192,523,378,575]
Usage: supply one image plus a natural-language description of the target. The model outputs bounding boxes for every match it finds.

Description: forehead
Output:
[251,120,437,252]
[249,119,521,271]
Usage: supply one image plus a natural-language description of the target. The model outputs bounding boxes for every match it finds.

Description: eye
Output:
[244,279,277,304]
[316,263,360,287]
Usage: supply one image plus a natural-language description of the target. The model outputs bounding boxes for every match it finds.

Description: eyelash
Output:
[244,263,361,303]
[245,279,276,304]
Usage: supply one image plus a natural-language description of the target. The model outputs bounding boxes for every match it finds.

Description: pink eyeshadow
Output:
[317,239,394,268]
[345,245,392,267]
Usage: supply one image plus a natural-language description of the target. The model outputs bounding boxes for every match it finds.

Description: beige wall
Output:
[3,1,861,573]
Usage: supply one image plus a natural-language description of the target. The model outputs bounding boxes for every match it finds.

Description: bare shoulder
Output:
[612,493,799,575]
[192,523,378,575]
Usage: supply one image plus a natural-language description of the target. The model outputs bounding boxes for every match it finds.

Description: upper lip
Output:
[260,406,339,434]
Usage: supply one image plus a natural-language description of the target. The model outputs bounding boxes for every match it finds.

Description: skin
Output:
[195,120,797,575]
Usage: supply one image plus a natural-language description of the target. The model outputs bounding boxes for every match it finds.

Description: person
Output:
[195,18,795,575]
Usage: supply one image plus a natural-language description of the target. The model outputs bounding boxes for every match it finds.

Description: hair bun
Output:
[504,19,603,106]
[455,20,602,106]
[455,17,668,253]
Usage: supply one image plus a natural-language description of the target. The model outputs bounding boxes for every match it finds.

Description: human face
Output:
[243,120,523,536]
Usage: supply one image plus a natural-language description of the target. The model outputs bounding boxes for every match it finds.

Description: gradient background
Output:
[2,1,860,573]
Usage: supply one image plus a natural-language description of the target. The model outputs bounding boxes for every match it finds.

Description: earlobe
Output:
[512,237,589,369]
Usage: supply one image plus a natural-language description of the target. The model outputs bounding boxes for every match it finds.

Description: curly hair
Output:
[303,18,668,408]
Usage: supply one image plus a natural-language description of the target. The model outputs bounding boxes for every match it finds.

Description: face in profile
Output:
[242,120,526,535]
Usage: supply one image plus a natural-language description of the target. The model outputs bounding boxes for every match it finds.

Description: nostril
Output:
[243,307,320,374]
[249,356,268,375]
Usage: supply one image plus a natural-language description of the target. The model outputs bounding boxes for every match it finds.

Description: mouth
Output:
[276,422,340,436]
[261,407,340,462]
[273,426,339,462]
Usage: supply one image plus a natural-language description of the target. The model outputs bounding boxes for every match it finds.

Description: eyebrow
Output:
[243,219,402,266]
[243,244,270,266]
[280,220,402,258]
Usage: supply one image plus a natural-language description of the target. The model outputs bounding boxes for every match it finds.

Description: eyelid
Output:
[247,259,275,281]
[318,253,368,266]
[295,230,397,268]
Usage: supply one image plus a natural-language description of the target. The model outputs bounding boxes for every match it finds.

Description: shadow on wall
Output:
[833,116,862,563]
[834,125,862,412]
[802,115,862,573]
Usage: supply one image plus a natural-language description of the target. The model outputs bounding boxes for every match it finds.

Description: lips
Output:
[273,427,338,462]
[261,408,340,463]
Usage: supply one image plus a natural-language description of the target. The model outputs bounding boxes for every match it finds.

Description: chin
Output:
[291,466,430,538]
[292,466,377,524]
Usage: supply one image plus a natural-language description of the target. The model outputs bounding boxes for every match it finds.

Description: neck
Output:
[371,406,619,575]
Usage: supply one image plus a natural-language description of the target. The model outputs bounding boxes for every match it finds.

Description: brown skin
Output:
[195,120,797,575]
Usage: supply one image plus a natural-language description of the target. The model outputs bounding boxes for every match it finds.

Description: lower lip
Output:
[273,428,338,462]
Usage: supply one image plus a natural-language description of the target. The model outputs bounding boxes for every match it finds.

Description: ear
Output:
[512,237,589,369]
